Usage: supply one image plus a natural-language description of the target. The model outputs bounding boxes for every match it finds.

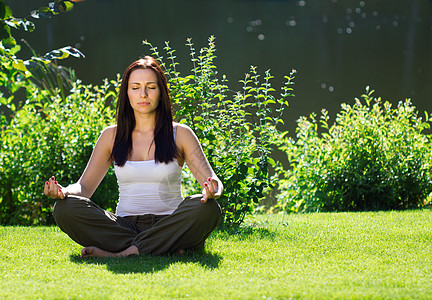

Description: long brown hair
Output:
[111,56,179,166]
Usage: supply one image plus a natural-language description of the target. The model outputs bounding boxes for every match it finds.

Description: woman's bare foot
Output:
[81,246,114,258]
[81,245,139,258]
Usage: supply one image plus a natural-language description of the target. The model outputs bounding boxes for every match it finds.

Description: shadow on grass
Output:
[212,223,277,241]
[68,224,274,274]
[70,250,222,274]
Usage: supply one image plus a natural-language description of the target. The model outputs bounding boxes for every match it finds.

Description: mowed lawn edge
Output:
[0,209,431,299]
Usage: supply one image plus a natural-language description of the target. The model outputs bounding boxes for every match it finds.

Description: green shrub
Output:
[278,88,432,212]
[144,36,295,225]
[0,79,118,225]
[0,0,84,116]
[0,0,94,225]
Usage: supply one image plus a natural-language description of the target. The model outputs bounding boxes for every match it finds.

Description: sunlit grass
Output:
[1,210,431,299]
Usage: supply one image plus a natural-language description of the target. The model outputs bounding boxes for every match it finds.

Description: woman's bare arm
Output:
[175,123,223,203]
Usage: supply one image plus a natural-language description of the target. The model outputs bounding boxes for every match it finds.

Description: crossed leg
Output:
[53,195,221,257]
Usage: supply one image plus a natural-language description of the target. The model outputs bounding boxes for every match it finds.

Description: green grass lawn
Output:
[1,210,431,299]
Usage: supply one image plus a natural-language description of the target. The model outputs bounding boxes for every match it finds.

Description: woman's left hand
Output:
[201,177,221,203]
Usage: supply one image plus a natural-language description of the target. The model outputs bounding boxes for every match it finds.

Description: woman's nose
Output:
[140,88,148,98]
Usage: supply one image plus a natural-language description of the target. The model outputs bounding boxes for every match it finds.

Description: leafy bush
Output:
[278,88,432,212]
[0,0,91,225]
[0,79,118,225]
[0,0,84,115]
[144,36,296,225]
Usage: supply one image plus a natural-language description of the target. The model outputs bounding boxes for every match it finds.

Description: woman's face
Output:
[127,68,160,116]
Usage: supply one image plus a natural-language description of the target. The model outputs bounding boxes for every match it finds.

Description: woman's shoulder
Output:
[173,122,200,147]
[173,122,196,138]
[173,122,193,132]
[97,125,117,144]
[89,125,116,158]
[102,125,117,135]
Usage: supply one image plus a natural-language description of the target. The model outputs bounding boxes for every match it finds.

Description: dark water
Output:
[9,0,432,134]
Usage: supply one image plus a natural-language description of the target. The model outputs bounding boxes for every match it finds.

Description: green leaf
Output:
[1,36,15,47]
[30,7,54,19]
[12,59,27,72]
[4,18,35,32]
[0,23,11,41]
[8,43,20,55]
[0,1,13,20]
[59,1,75,13]
[43,46,85,60]
[30,1,74,19]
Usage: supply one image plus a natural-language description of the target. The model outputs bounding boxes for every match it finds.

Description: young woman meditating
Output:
[44,56,222,257]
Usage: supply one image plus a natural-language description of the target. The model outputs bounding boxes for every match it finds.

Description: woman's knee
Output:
[52,196,89,224]
[52,198,71,223]
[204,198,222,222]
[185,196,222,225]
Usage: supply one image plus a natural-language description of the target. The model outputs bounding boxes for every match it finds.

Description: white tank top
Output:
[114,159,183,217]
[114,125,183,216]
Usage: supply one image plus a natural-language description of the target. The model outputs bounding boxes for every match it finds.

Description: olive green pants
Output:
[52,194,222,255]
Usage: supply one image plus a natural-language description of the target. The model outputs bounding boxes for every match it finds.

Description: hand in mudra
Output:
[201,177,221,203]
[44,176,67,199]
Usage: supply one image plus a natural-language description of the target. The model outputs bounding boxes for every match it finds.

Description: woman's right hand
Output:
[44,176,67,199]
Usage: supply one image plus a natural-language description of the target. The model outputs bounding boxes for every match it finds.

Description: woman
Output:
[44,56,223,257]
